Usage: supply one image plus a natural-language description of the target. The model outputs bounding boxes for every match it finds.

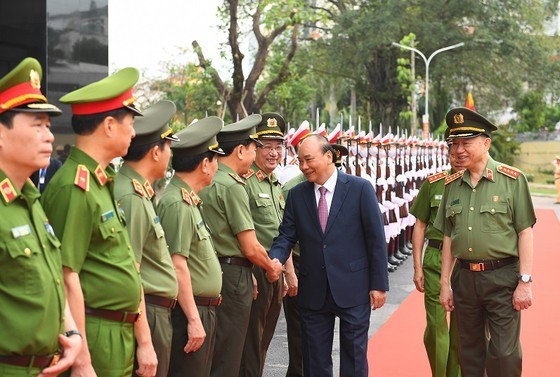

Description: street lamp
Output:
[392,41,465,139]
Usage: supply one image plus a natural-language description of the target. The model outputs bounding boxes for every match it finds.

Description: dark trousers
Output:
[168,304,217,377]
[240,266,283,376]
[210,264,253,377]
[283,258,304,377]
[452,262,521,377]
[299,286,370,377]
[134,303,173,377]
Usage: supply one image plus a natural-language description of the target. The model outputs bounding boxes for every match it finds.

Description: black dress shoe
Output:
[388,263,397,272]
[389,256,402,266]
[394,250,407,260]
[400,247,412,256]
[405,241,413,250]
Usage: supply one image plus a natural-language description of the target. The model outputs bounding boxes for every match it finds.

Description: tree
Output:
[192,0,325,119]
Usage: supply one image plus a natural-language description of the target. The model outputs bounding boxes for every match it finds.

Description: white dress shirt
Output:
[313,168,338,215]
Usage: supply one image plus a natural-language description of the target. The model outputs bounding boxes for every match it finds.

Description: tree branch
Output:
[191,40,227,98]
[228,0,245,99]
[255,25,299,110]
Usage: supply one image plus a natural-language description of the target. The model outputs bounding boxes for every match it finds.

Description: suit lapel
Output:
[303,181,323,234]
[324,171,349,235]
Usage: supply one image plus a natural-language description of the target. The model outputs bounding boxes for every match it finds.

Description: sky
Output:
[108,0,226,80]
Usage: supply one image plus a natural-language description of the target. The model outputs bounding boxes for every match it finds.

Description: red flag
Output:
[465,92,476,111]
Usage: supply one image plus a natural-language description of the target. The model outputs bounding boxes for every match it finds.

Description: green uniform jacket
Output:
[158,176,222,297]
[281,173,306,258]
[114,164,178,299]
[409,171,447,242]
[435,157,536,260]
[198,163,255,258]
[41,147,142,311]
[0,172,65,355]
[242,163,285,251]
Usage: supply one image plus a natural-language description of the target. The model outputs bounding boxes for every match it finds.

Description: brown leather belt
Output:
[85,307,140,323]
[0,354,60,368]
[145,294,177,309]
[218,256,253,268]
[427,239,443,250]
[194,295,222,307]
[458,257,518,272]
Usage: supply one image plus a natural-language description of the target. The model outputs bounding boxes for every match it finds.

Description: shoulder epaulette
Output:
[242,169,254,179]
[74,164,90,191]
[445,170,465,185]
[132,179,145,197]
[497,165,520,180]
[427,171,447,184]
[181,188,192,205]
[0,178,17,203]
[144,181,155,199]
[229,172,246,185]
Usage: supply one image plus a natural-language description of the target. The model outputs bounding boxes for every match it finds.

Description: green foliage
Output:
[512,90,560,132]
[489,125,520,166]
[150,61,223,127]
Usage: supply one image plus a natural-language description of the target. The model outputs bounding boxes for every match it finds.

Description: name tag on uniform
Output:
[435,195,442,200]
[101,210,115,223]
[11,224,31,238]
[258,193,270,199]
[196,219,204,229]
[154,216,160,224]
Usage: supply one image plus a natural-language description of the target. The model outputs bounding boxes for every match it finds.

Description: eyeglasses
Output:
[259,144,285,154]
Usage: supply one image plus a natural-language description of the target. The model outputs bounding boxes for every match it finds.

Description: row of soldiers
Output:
[0,56,449,377]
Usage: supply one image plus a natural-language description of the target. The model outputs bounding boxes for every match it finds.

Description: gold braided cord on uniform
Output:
[450,126,485,134]
[1,93,47,110]
[208,143,219,151]
[256,130,284,137]
[122,96,137,106]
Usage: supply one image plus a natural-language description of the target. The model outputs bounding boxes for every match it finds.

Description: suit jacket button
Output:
[321,265,325,269]
[323,244,326,249]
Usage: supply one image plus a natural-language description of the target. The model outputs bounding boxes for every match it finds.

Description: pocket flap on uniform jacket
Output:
[480,203,507,215]
[348,257,368,272]
[446,204,463,218]
[255,198,272,208]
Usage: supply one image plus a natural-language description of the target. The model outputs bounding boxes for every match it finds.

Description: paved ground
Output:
[262,193,558,376]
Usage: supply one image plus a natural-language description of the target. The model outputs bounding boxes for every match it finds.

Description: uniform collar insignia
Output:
[486,168,494,182]
[242,169,255,179]
[190,190,201,206]
[256,170,266,182]
[144,180,155,199]
[94,165,108,186]
[0,178,17,204]
[132,179,145,197]
[181,187,192,205]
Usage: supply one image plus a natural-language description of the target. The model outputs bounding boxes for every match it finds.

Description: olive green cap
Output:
[131,100,178,147]
[172,116,224,158]
[256,112,286,140]
[59,67,142,116]
[445,107,497,139]
[217,114,263,147]
[0,57,61,115]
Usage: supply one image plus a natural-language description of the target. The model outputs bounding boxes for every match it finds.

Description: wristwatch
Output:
[519,274,532,283]
[65,330,82,339]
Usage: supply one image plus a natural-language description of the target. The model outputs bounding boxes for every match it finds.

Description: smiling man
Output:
[436,107,536,377]
[268,134,388,377]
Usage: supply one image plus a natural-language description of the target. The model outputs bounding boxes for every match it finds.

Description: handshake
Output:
[266,258,283,283]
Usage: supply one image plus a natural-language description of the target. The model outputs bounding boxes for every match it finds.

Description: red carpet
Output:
[367,209,559,376]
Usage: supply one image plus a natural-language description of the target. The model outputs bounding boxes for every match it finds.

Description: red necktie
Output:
[318,186,328,233]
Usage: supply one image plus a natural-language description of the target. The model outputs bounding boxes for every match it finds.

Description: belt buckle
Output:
[469,262,485,272]
[49,352,61,367]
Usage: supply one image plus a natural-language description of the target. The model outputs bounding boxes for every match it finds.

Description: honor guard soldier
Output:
[41,68,144,376]
[239,113,287,377]
[198,115,283,377]
[436,108,536,377]
[409,129,460,377]
[0,57,82,376]
[157,117,224,377]
[114,100,179,377]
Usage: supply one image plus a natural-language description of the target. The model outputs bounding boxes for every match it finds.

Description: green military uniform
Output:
[159,117,224,377]
[115,165,178,376]
[42,148,142,375]
[198,113,263,377]
[0,57,67,376]
[409,171,460,377]
[0,173,65,376]
[115,100,179,377]
[281,173,306,377]
[435,108,537,377]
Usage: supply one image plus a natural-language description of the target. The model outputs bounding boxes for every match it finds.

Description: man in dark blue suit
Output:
[268,135,389,377]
